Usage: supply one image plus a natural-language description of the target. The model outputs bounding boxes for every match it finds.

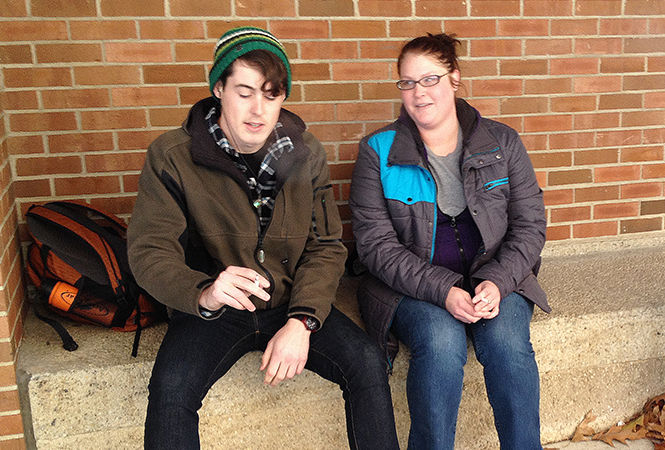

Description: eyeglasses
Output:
[396,72,450,91]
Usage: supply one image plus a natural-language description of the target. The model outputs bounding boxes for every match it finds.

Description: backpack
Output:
[25,201,166,357]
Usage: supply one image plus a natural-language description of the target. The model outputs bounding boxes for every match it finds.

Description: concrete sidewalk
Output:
[547,439,655,449]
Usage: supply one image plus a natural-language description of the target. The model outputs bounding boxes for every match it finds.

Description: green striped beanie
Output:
[209,27,292,98]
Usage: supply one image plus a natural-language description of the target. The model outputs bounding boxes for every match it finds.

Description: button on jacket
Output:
[350,98,549,362]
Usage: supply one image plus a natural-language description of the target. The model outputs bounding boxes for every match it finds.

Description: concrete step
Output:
[16,242,665,449]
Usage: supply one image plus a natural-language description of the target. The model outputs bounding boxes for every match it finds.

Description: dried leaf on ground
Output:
[593,424,648,447]
[572,411,597,442]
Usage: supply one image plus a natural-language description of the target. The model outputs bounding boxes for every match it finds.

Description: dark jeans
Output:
[144,305,399,450]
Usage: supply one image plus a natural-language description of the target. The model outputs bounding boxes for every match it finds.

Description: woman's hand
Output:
[445,286,482,323]
[472,280,501,319]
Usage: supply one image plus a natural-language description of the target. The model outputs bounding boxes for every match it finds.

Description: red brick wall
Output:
[1,0,665,444]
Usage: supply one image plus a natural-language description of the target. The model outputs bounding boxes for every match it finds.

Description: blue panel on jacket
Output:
[367,131,436,205]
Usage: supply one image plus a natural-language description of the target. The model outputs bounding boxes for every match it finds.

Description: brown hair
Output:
[397,33,462,87]
[219,49,288,97]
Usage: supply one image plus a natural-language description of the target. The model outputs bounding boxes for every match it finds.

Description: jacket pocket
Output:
[312,184,338,240]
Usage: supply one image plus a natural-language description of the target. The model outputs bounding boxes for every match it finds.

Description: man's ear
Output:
[212,80,223,99]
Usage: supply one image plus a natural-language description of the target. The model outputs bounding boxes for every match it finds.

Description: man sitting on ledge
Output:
[127,27,399,450]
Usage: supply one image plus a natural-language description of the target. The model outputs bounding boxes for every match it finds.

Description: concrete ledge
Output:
[16,243,665,449]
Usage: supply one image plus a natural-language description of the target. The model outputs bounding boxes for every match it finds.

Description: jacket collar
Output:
[183,97,309,192]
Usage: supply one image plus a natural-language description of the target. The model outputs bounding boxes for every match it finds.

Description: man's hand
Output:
[471,280,501,320]
[198,266,270,312]
[260,318,311,386]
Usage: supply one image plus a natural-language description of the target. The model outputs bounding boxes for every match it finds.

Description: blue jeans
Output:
[392,293,541,450]
[144,305,399,450]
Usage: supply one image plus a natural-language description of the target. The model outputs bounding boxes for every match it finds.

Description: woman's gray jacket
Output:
[349,99,549,363]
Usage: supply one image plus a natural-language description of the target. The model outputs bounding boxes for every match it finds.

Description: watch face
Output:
[305,317,318,331]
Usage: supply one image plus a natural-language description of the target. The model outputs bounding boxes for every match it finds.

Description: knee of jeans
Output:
[408,324,467,366]
[148,368,202,410]
[474,327,535,370]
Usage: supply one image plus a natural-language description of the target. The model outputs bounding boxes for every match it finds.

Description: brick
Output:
[546,225,571,241]
[444,19,496,37]
[575,0,622,15]
[111,86,178,107]
[470,39,521,57]
[524,39,572,56]
[292,63,331,81]
[337,103,394,122]
[180,86,210,105]
[105,42,172,63]
[6,136,44,155]
[170,0,230,16]
[472,79,522,97]
[0,44,32,64]
[329,162,355,181]
[359,0,410,16]
[521,134,548,151]
[140,20,205,39]
[529,152,572,169]
[625,0,665,15]
[622,182,663,199]
[1,91,39,110]
[548,169,592,186]
[595,165,641,183]
[600,18,649,35]
[0,365,17,387]
[205,19,267,38]
[459,60,497,77]
[651,17,665,33]
[389,20,443,38]
[308,123,364,142]
[550,206,590,223]
[551,57,599,75]
[574,112,620,130]
[358,41,401,60]
[598,94,642,110]
[525,78,572,95]
[74,66,142,85]
[543,188,573,205]
[303,41,358,60]
[148,107,189,127]
[333,62,389,81]
[500,59,547,76]
[499,116,523,133]
[644,128,665,144]
[624,75,665,91]
[625,38,665,53]
[15,156,82,176]
[600,57,646,73]
[338,143,359,161]
[643,164,665,179]
[299,0,353,16]
[100,0,164,16]
[416,0,466,17]
[594,202,640,219]
[49,133,114,153]
[620,217,662,234]
[499,97,548,115]
[575,38,621,55]
[362,83,399,101]
[10,112,77,132]
[31,0,95,16]
[42,89,110,109]
[551,96,596,113]
[621,146,663,163]
[305,84,359,102]
[36,43,102,63]
[0,0,27,16]
[551,19,597,36]
[0,389,20,412]
[641,199,665,215]
[12,179,51,198]
[175,43,210,62]
[470,98,501,116]
[332,21,386,38]
[286,104,336,123]
[143,65,206,84]
[526,0,573,15]
[86,152,146,173]
[573,76,621,93]
[4,67,72,88]
[498,19,548,36]
[645,92,665,108]
[117,130,164,150]
[471,0,519,16]
[622,110,665,127]
[270,21,328,39]
[123,174,140,192]
[70,20,137,39]
[0,414,23,435]
[81,109,147,130]
[574,148,618,165]
[524,115,573,133]
[573,221,617,238]
[595,130,641,147]
[89,196,136,216]
[54,176,121,195]
[575,185,620,202]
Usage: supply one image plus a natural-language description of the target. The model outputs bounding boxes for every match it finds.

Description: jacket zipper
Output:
[320,195,330,236]
[251,196,275,301]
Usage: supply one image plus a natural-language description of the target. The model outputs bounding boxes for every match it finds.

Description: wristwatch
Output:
[294,314,320,332]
